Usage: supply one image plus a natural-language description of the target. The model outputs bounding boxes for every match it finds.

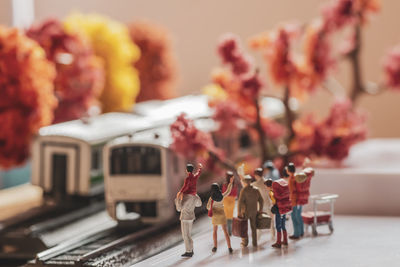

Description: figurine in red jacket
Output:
[177,163,203,200]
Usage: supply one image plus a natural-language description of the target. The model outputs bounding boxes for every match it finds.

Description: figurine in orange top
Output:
[221,171,238,236]
[265,169,292,248]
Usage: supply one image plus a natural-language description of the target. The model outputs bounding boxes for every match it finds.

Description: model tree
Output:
[201,0,400,169]
[64,13,141,113]
[27,18,105,123]
[0,26,57,169]
[128,21,178,102]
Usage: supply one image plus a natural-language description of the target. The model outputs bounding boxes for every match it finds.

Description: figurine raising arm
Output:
[207,175,234,254]
[177,163,203,200]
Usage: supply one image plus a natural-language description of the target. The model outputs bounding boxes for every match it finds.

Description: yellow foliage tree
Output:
[64,13,140,112]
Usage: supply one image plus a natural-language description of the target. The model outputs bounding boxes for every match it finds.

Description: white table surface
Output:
[134,214,400,267]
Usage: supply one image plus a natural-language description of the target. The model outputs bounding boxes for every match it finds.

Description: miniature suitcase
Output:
[256,212,271,229]
[232,217,248,238]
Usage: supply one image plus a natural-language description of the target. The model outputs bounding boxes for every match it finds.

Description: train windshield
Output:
[111,146,162,175]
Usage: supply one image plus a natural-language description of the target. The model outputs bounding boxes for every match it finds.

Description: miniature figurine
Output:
[177,163,203,200]
[175,163,203,257]
[286,162,301,240]
[291,166,315,238]
[237,174,264,247]
[263,160,280,181]
[252,168,275,240]
[221,171,238,236]
[265,169,292,248]
[207,176,234,254]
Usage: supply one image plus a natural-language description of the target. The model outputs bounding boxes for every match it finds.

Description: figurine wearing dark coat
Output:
[237,175,264,247]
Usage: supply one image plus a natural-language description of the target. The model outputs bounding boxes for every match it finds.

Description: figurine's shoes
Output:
[281,241,288,246]
[289,235,300,240]
[228,247,233,254]
[212,247,217,252]
[181,251,194,257]
[271,242,282,248]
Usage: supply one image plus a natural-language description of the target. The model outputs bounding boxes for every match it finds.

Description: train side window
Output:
[111,147,126,174]
[121,146,161,175]
[239,132,252,149]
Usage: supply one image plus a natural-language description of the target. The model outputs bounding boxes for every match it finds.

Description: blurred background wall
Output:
[1,0,399,138]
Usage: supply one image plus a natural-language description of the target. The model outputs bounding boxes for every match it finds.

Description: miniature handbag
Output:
[208,200,214,217]
[232,217,248,238]
[256,212,272,229]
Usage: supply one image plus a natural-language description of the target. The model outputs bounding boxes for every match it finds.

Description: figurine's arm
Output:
[222,181,233,198]
[269,190,276,205]
[206,197,212,210]
[175,197,182,212]
[257,190,263,212]
[195,195,202,207]
[193,163,203,179]
[237,190,245,217]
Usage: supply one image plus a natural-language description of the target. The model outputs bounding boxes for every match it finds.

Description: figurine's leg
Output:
[250,216,257,247]
[282,214,288,246]
[181,220,193,255]
[213,225,218,251]
[299,206,304,236]
[270,213,276,240]
[272,213,282,248]
[227,219,232,236]
[290,206,300,239]
[222,224,232,251]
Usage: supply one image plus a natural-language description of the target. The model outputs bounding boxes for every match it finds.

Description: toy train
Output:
[31,95,285,222]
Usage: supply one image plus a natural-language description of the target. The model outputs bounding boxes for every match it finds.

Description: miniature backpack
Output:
[272,179,292,214]
[295,167,314,205]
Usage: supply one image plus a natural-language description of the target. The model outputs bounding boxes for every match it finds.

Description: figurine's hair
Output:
[254,168,263,177]
[265,179,273,187]
[283,168,289,178]
[287,163,296,173]
[186,164,194,173]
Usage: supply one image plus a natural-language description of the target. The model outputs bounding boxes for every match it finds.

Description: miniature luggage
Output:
[256,212,271,229]
[232,217,248,238]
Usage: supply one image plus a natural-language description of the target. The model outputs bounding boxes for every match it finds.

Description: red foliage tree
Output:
[27,18,104,123]
[128,21,178,102]
[0,26,57,168]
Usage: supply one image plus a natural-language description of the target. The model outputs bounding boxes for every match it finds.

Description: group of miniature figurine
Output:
[175,160,315,257]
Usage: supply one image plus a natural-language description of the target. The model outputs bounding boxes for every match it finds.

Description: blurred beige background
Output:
[1,0,399,137]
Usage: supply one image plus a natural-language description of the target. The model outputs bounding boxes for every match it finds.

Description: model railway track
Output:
[0,201,109,260]
[28,208,210,266]
[27,220,156,267]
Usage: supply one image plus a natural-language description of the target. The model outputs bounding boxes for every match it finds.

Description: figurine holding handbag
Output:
[206,176,234,254]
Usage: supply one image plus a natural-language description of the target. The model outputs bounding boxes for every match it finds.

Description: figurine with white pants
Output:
[175,194,202,257]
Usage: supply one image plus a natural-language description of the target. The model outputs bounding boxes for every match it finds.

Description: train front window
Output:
[111,146,162,175]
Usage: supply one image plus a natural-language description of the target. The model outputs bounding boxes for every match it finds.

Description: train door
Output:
[52,154,67,200]
[43,145,78,199]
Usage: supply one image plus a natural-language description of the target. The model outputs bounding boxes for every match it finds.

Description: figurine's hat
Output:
[244,174,253,180]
